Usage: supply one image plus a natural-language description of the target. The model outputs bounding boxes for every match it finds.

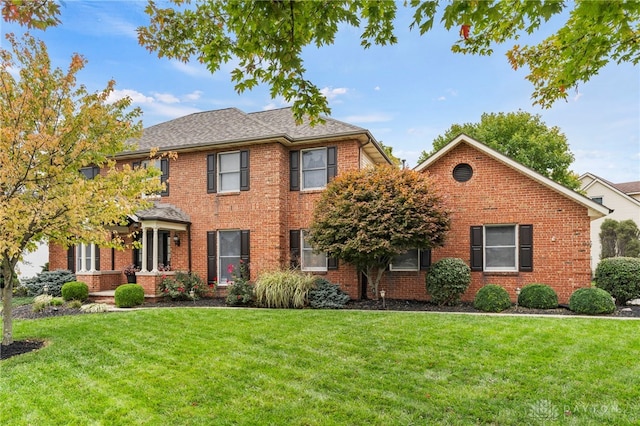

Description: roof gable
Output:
[416,134,610,219]
[579,172,640,207]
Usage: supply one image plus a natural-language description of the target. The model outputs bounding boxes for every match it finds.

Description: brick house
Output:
[48,109,608,304]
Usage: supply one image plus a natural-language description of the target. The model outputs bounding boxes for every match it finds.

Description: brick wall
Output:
[377,143,593,304]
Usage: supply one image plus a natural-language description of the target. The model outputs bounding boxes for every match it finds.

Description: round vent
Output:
[452,163,473,182]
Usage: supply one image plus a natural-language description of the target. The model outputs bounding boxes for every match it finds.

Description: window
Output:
[452,163,473,182]
[80,166,100,180]
[485,226,517,271]
[301,230,327,271]
[72,244,100,272]
[207,151,249,193]
[133,159,169,196]
[133,231,170,271]
[390,249,419,271]
[390,249,431,271]
[591,196,603,205]
[470,225,533,272]
[290,147,337,191]
[207,230,250,285]
[219,152,240,192]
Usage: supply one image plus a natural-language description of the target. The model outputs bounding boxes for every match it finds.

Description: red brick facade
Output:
[48,114,605,305]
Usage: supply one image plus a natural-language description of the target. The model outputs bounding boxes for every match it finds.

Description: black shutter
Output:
[420,249,432,270]
[470,226,483,271]
[160,158,169,196]
[207,154,217,193]
[328,256,338,270]
[290,151,300,191]
[207,231,217,284]
[519,224,533,272]
[67,247,75,272]
[327,146,337,182]
[94,247,100,271]
[240,150,250,191]
[290,230,301,268]
[240,230,250,264]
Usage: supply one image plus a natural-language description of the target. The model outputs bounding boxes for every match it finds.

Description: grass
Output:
[11,296,34,307]
[1,308,639,425]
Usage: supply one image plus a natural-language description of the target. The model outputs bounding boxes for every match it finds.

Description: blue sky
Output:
[2,1,639,182]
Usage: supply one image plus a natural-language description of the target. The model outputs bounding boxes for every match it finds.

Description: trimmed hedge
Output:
[474,285,511,312]
[61,281,89,301]
[569,287,615,315]
[426,258,471,306]
[517,284,558,309]
[114,284,145,308]
[595,257,640,305]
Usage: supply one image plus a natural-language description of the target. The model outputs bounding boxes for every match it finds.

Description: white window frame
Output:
[484,225,518,272]
[390,249,420,271]
[591,196,604,205]
[301,147,328,191]
[218,151,241,193]
[218,230,241,285]
[301,230,327,272]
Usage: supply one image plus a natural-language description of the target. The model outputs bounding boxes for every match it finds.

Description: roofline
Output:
[579,172,640,208]
[416,134,612,219]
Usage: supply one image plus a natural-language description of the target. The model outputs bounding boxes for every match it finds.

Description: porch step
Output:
[88,291,162,305]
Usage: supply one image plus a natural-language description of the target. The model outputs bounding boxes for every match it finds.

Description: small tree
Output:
[308,165,450,298]
[599,219,640,259]
[1,34,163,346]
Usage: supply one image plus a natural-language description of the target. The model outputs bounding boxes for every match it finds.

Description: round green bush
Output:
[426,258,471,306]
[114,284,145,308]
[474,285,512,312]
[61,281,89,301]
[595,257,640,305]
[569,287,615,315]
[517,284,558,309]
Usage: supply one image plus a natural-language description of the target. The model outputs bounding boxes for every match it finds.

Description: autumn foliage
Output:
[308,165,450,298]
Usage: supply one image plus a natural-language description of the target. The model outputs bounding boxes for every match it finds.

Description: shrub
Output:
[32,301,48,313]
[80,303,109,313]
[114,284,144,308]
[474,285,511,312]
[517,284,558,309]
[595,257,640,305]
[569,287,615,315]
[309,278,351,309]
[159,272,208,300]
[67,299,83,309]
[32,294,53,312]
[50,297,65,306]
[61,281,89,301]
[254,269,316,308]
[226,280,254,307]
[426,258,471,306]
[22,269,76,297]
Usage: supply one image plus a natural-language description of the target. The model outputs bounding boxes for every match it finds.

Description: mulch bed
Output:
[3,298,639,360]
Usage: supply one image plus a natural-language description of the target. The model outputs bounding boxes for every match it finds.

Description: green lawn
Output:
[1,308,638,425]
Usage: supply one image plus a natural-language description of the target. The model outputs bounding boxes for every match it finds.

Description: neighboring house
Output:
[579,173,640,271]
[48,110,609,304]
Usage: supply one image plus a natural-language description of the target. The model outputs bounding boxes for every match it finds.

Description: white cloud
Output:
[153,92,180,104]
[107,89,154,104]
[437,96,446,101]
[147,103,201,120]
[183,91,203,101]
[320,87,348,101]
[374,86,381,91]
[170,60,214,78]
[342,113,393,123]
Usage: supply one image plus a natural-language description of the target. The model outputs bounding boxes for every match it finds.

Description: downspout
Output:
[187,223,192,272]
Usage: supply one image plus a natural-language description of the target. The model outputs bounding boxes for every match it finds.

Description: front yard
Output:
[1,308,638,425]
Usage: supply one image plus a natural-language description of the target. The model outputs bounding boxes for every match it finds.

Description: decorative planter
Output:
[126,275,137,284]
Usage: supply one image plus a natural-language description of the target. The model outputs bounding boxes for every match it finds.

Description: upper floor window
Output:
[133,158,169,196]
[80,166,100,180]
[290,147,337,191]
[591,196,603,205]
[207,151,249,193]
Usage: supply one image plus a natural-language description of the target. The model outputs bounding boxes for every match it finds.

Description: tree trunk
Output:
[2,280,13,346]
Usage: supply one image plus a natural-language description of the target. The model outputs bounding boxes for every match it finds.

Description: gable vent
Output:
[453,163,473,182]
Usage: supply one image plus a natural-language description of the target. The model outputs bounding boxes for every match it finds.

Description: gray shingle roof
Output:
[135,202,191,224]
[126,107,367,153]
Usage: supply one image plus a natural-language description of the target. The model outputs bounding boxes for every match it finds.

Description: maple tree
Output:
[307,165,450,298]
[416,111,582,190]
[136,0,639,122]
[0,33,164,345]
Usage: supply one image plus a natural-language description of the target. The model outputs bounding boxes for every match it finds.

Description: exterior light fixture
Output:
[173,233,181,246]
